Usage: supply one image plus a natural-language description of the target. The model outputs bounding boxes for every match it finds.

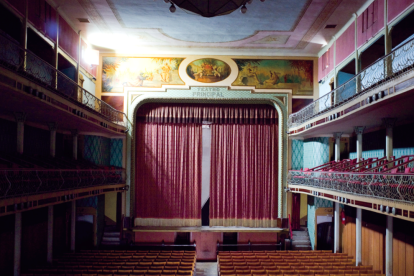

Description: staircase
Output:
[291,227,312,250]
[101,225,121,246]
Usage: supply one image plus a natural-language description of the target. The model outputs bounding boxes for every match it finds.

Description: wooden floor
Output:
[131,226,287,232]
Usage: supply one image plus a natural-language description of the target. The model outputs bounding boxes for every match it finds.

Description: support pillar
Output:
[53,14,59,89]
[71,130,78,160]
[14,112,26,154]
[354,127,365,163]
[356,208,362,266]
[70,200,76,252]
[48,123,57,158]
[14,212,22,276]
[383,118,396,160]
[47,205,53,264]
[385,216,393,276]
[334,202,340,253]
[334,132,343,162]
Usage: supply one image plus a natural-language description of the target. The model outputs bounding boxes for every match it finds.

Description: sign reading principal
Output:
[192,87,224,98]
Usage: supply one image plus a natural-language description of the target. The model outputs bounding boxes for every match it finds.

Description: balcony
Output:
[288,37,414,133]
[0,32,129,130]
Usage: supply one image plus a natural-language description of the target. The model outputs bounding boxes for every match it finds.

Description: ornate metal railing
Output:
[288,37,414,129]
[288,170,414,204]
[0,169,126,199]
[0,32,128,127]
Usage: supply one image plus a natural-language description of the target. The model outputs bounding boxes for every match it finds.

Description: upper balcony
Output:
[0,32,129,136]
[288,37,414,137]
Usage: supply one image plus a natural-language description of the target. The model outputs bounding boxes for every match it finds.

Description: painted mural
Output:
[186,58,231,83]
[232,59,313,95]
[102,57,185,92]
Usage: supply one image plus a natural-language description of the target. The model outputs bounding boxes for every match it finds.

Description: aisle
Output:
[195,262,218,276]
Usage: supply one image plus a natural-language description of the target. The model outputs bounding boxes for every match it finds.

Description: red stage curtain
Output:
[135,122,202,226]
[210,123,279,227]
[292,193,301,230]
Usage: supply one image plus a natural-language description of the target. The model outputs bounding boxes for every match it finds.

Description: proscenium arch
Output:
[125,86,288,221]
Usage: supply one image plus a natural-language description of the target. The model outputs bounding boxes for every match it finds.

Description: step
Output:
[292,240,311,246]
[292,244,312,250]
[101,241,121,246]
[102,237,120,242]
[292,231,308,236]
[103,232,120,237]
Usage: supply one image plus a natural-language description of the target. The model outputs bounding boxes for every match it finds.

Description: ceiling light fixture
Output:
[168,0,264,17]
[169,3,176,13]
[240,4,247,14]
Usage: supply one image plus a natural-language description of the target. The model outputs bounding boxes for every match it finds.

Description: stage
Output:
[130,226,288,233]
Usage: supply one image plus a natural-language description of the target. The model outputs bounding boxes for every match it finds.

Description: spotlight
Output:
[169,3,176,12]
[241,4,247,14]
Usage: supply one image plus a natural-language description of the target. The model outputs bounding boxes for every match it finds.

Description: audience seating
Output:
[217,251,384,276]
[21,250,196,276]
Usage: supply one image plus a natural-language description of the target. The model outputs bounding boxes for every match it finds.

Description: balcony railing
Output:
[0,32,128,128]
[288,170,414,204]
[0,169,126,199]
[288,36,414,129]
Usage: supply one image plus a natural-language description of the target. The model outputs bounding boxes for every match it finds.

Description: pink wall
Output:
[388,0,414,23]
[191,232,222,261]
[318,46,334,81]
[134,232,175,243]
[336,24,355,66]
[357,0,385,48]
[238,232,278,243]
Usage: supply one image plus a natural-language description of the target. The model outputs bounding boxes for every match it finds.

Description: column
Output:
[354,126,365,163]
[48,123,57,158]
[355,208,362,266]
[53,14,59,89]
[383,118,396,160]
[334,132,343,161]
[14,112,26,154]
[47,206,53,264]
[71,130,78,160]
[70,200,76,252]
[14,212,22,276]
[19,0,28,71]
[334,202,340,253]
[385,216,393,276]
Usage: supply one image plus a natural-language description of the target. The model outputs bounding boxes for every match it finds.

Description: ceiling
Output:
[49,0,368,56]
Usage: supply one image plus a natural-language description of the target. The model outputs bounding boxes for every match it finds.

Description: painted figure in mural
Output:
[237,63,260,85]
[264,71,280,85]
[212,65,221,77]
[127,72,149,87]
[160,62,171,82]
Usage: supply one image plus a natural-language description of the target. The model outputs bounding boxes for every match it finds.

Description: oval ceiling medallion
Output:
[186,58,231,83]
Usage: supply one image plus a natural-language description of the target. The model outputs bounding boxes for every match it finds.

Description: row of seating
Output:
[22,250,196,276]
[217,251,384,276]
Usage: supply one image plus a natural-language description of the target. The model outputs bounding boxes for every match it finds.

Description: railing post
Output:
[334,202,340,253]
[354,127,365,163]
[14,212,22,276]
[71,129,79,160]
[14,112,26,155]
[48,122,58,158]
[383,118,396,161]
[334,132,343,162]
[355,208,362,266]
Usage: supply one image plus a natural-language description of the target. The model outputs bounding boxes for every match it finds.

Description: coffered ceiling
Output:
[49,0,368,56]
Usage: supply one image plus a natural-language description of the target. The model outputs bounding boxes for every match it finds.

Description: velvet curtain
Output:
[292,193,301,230]
[210,123,279,227]
[135,122,202,226]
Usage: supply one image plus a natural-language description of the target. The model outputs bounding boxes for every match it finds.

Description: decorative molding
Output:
[131,94,143,104]
[333,132,343,139]
[354,126,365,135]
[106,0,126,28]
[14,112,26,123]
[296,0,343,49]
[48,122,58,131]
[126,86,288,219]
[382,118,397,128]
